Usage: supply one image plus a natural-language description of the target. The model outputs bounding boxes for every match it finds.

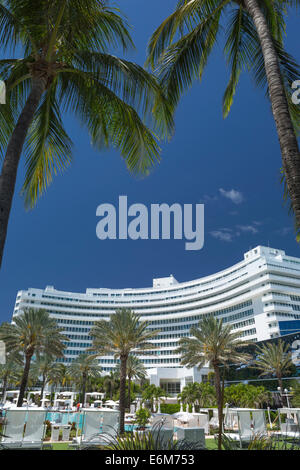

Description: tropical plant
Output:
[177,316,250,450]
[49,363,72,392]
[0,0,174,269]
[90,308,160,433]
[254,340,294,406]
[96,422,205,450]
[223,383,270,408]
[0,308,67,406]
[178,382,199,409]
[147,0,300,231]
[222,432,300,450]
[116,354,147,408]
[30,354,66,405]
[134,407,151,429]
[103,371,120,400]
[0,350,23,401]
[179,381,216,408]
[141,384,167,413]
[68,353,101,405]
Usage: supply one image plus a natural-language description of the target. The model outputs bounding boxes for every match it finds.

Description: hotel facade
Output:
[12,246,300,394]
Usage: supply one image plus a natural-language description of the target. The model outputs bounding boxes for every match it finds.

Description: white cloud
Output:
[210,230,234,242]
[275,227,292,236]
[200,194,218,203]
[237,225,258,234]
[219,188,244,204]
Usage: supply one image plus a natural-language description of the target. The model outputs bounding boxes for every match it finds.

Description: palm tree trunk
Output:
[119,355,127,434]
[40,375,46,407]
[17,354,32,407]
[82,373,87,406]
[127,376,131,409]
[0,77,46,269]
[213,362,223,451]
[277,375,285,407]
[244,0,300,227]
[1,373,8,402]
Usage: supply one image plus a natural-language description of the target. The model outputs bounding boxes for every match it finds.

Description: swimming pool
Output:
[46,411,83,428]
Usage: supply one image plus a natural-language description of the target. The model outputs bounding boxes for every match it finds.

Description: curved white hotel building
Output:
[12,246,300,393]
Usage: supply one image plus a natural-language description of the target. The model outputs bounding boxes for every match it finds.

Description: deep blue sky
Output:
[0,1,299,322]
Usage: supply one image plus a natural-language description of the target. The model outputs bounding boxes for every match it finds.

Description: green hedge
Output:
[160,403,193,414]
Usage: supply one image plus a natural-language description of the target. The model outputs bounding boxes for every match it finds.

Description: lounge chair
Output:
[150,428,174,449]
[273,408,300,441]
[1,409,26,449]
[176,427,205,449]
[71,409,120,449]
[252,410,267,438]
[22,409,47,449]
[225,410,254,448]
[102,409,119,434]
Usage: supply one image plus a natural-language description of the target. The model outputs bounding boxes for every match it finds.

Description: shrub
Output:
[134,408,151,428]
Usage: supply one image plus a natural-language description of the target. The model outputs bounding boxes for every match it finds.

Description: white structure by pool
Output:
[12,246,300,394]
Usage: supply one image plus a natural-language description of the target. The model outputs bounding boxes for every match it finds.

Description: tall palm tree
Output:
[30,354,63,406]
[68,353,101,405]
[177,317,250,450]
[90,308,160,434]
[0,308,67,406]
[0,0,174,269]
[116,354,147,408]
[147,0,300,230]
[254,339,294,406]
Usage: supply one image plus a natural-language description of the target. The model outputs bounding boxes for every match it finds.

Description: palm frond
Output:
[58,69,161,175]
[22,80,73,208]
[155,1,227,108]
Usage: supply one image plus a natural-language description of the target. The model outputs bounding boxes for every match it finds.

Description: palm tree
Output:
[103,371,120,400]
[68,353,101,405]
[0,350,23,402]
[116,354,147,408]
[0,308,67,406]
[254,340,294,406]
[90,308,160,434]
[0,0,174,269]
[147,0,300,230]
[178,382,199,411]
[177,317,250,450]
[30,354,63,405]
[50,363,72,392]
[141,384,166,412]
